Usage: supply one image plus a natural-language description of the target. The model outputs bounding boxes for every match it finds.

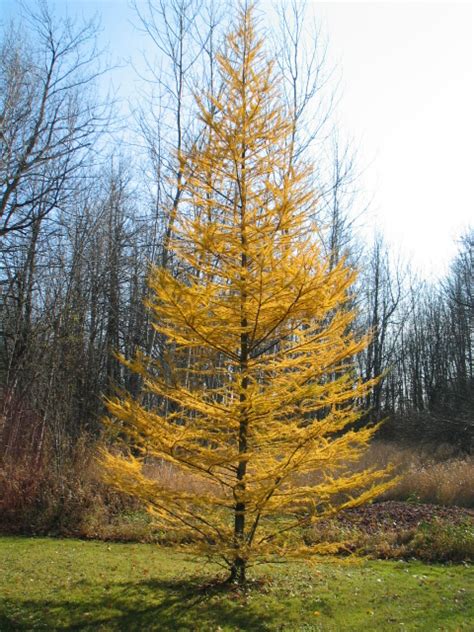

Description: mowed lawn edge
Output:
[0,536,472,631]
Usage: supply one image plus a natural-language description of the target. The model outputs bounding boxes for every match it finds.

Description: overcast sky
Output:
[2,0,472,279]
[315,2,473,278]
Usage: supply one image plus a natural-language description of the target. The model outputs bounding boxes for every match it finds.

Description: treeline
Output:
[358,231,472,447]
[0,0,472,488]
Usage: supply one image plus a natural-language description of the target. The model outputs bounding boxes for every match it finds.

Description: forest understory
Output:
[1,440,473,564]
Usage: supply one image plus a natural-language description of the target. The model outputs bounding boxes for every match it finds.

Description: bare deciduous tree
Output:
[0,1,108,238]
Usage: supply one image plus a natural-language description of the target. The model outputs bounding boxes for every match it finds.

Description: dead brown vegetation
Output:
[1,439,472,549]
[361,442,474,508]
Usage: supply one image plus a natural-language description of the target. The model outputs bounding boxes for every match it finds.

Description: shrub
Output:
[408,519,474,562]
[0,436,136,537]
[307,514,474,563]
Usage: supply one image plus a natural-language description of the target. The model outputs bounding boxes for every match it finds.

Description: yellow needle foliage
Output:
[101,4,392,584]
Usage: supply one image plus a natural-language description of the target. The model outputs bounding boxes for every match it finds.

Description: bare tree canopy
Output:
[0,1,109,238]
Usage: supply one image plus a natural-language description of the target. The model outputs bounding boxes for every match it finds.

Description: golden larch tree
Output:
[102,4,391,584]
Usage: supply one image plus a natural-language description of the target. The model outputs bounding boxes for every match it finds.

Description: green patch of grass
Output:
[0,536,472,631]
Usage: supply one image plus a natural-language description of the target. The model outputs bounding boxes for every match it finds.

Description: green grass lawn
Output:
[0,537,472,631]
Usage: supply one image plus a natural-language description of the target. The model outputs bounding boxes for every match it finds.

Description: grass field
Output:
[0,537,472,631]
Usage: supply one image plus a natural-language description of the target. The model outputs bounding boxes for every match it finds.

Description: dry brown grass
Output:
[387,458,473,506]
[142,459,218,496]
[144,444,474,508]
[357,442,474,508]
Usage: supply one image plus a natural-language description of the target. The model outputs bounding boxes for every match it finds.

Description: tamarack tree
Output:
[101,5,391,585]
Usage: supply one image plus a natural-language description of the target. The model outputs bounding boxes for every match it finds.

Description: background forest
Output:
[0,0,472,541]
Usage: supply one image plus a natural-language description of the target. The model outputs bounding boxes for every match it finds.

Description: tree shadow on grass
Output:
[0,576,275,631]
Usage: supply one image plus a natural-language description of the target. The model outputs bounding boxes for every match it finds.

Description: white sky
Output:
[314,1,473,278]
[2,0,472,278]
